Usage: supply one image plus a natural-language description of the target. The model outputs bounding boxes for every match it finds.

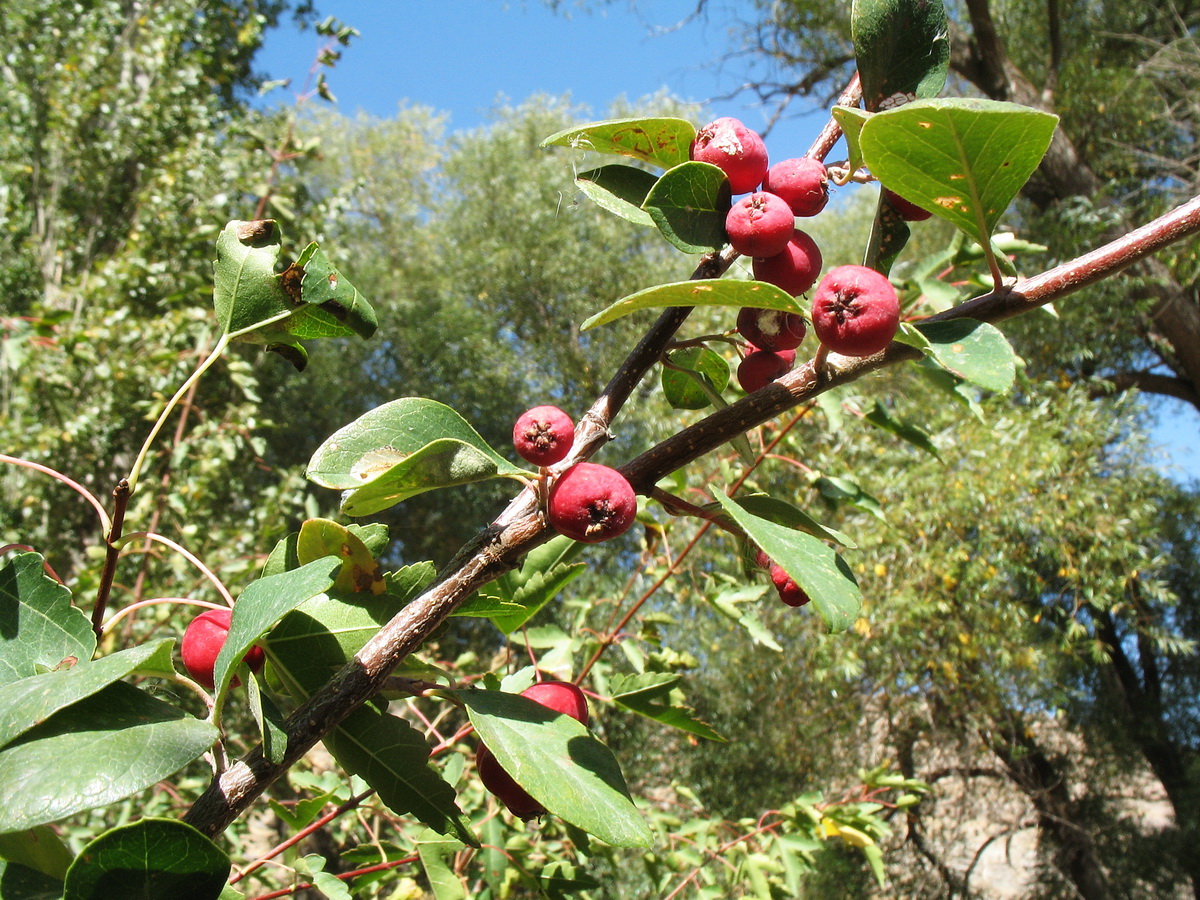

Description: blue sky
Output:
[258,2,1199,482]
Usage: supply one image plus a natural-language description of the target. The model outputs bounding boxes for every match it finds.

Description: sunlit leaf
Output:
[541,117,696,169]
[582,280,800,331]
[0,552,95,687]
[642,161,731,253]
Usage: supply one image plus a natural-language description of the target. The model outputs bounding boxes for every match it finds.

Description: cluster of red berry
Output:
[690,117,916,394]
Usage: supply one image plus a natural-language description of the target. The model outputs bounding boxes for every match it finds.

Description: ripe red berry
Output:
[547,462,637,543]
[737,307,806,352]
[180,607,265,690]
[770,563,811,608]
[752,230,823,296]
[477,744,545,819]
[513,405,574,466]
[724,192,795,258]
[737,348,796,393]
[521,680,589,726]
[763,157,830,217]
[810,265,900,358]
[690,117,769,194]
[883,188,932,222]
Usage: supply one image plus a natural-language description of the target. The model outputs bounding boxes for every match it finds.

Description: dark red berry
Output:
[737,307,806,352]
[181,607,265,690]
[810,265,900,358]
[725,192,795,258]
[752,231,823,296]
[547,462,637,543]
[522,680,589,726]
[737,348,796,393]
[513,405,574,466]
[763,157,829,217]
[477,744,545,819]
[770,563,811,607]
[690,117,769,194]
[883,188,933,222]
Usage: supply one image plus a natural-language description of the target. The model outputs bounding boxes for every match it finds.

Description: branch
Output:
[182,193,1200,838]
[1102,370,1200,406]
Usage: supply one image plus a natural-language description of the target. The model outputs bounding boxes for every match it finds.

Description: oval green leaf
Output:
[540,116,696,170]
[459,690,651,847]
[859,99,1059,244]
[899,318,1017,393]
[582,280,801,332]
[853,0,950,111]
[575,166,657,226]
[710,492,861,632]
[642,161,731,254]
[62,818,229,900]
[0,552,96,687]
[662,346,731,410]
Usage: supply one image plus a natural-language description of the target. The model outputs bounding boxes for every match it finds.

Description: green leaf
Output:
[864,400,943,460]
[456,562,586,635]
[608,673,725,742]
[540,117,696,170]
[0,639,176,749]
[582,280,800,332]
[0,552,95,687]
[662,346,731,410]
[211,220,292,337]
[813,474,886,521]
[898,318,1017,392]
[306,398,526,514]
[916,356,987,421]
[0,860,65,899]
[831,106,871,175]
[297,518,386,595]
[246,672,288,765]
[458,690,651,847]
[212,557,342,707]
[415,830,466,900]
[62,818,228,900]
[323,706,477,847]
[575,166,657,226]
[706,585,784,652]
[292,242,377,340]
[853,0,950,111]
[0,826,73,881]
[858,99,1059,244]
[642,161,731,254]
[709,493,861,632]
[0,683,217,833]
[735,495,857,549]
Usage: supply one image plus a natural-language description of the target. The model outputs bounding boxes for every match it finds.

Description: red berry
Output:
[737,348,796,393]
[477,744,545,819]
[770,563,811,608]
[690,117,768,194]
[810,265,900,358]
[763,158,829,217]
[547,462,637,543]
[754,549,771,569]
[724,192,795,258]
[513,405,574,466]
[883,188,932,222]
[180,608,265,690]
[737,307,806,352]
[752,231,823,296]
[521,680,589,726]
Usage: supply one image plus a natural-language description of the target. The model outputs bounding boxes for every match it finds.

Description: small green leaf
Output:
[0,639,176,749]
[899,318,1017,392]
[246,672,288,765]
[456,562,586,635]
[582,280,800,332]
[212,220,291,338]
[813,474,886,521]
[859,99,1059,245]
[415,830,466,900]
[0,683,217,833]
[297,518,385,595]
[709,493,861,632]
[608,673,725,742]
[0,552,95,687]
[864,400,943,460]
[0,826,73,880]
[662,346,731,410]
[642,161,731,253]
[831,107,871,175]
[62,818,228,900]
[541,117,696,169]
[853,0,950,111]
[459,690,651,847]
[575,166,657,226]
[706,585,783,652]
[292,242,377,339]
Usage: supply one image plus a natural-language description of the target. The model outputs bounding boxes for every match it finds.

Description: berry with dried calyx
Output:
[513,405,574,466]
[737,306,806,352]
[725,191,795,258]
[810,265,900,358]
[752,230,823,296]
[763,157,829,217]
[181,607,265,690]
[883,188,933,222]
[547,462,637,543]
[690,117,769,194]
[737,348,796,393]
